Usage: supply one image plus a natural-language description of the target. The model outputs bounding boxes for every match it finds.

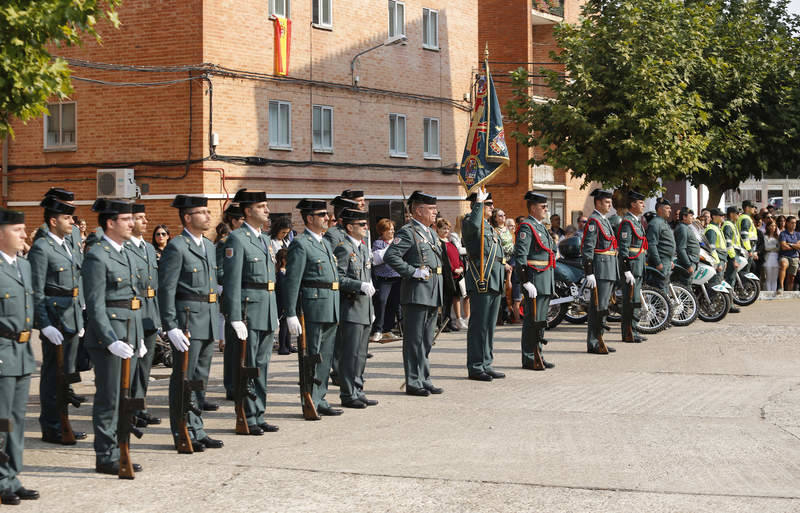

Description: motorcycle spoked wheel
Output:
[669,283,699,327]
[696,288,730,322]
[636,285,672,334]
[732,276,760,306]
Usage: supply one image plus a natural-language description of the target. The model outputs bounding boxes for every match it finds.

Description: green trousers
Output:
[401,304,437,390]
[621,275,643,340]
[466,292,500,376]
[132,330,158,416]
[521,294,550,367]
[0,374,31,493]
[305,321,337,409]
[226,324,274,425]
[168,338,213,444]
[38,332,80,434]
[587,279,613,351]
[337,321,370,403]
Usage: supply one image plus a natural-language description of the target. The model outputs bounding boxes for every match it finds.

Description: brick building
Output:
[2,0,477,238]
[478,0,593,226]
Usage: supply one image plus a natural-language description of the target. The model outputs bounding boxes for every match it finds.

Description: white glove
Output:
[139,340,148,358]
[413,267,430,279]
[216,285,223,295]
[372,247,388,265]
[41,326,63,345]
[476,187,490,203]
[585,274,597,289]
[167,327,190,352]
[287,316,302,336]
[371,313,376,324]
[624,271,635,285]
[360,281,376,297]
[78,328,85,338]
[108,340,134,359]
[231,320,248,340]
[522,282,537,298]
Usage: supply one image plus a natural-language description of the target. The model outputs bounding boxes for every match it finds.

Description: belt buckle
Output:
[17,331,31,343]
[146,287,155,298]
[436,267,442,275]
[267,281,275,292]
[72,288,79,297]
[208,293,217,303]
[477,279,488,293]
[130,298,141,310]
[331,282,339,291]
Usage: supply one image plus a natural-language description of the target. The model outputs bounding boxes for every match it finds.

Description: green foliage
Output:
[0,0,121,138]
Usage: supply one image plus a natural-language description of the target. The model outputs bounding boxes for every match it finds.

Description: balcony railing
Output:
[533,0,564,18]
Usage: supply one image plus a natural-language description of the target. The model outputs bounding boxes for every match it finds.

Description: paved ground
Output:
[18,299,800,512]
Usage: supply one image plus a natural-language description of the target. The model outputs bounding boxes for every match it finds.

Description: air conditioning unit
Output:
[97,169,137,199]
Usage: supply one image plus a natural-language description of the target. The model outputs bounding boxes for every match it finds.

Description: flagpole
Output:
[479,43,489,287]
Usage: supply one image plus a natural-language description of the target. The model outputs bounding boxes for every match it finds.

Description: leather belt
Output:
[596,249,618,256]
[106,298,141,310]
[527,259,549,267]
[302,280,339,291]
[146,287,156,298]
[629,246,642,251]
[44,286,79,298]
[243,281,275,291]
[0,327,30,343]
[176,292,218,303]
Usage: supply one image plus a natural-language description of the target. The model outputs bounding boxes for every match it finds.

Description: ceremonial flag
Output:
[273,16,291,76]
[458,60,510,194]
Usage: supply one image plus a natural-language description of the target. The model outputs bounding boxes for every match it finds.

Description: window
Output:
[269,0,290,17]
[269,100,292,149]
[312,0,332,27]
[388,0,405,38]
[44,102,77,150]
[423,117,439,158]
[312,105,333,152]
[422,8,438,49]
[389,114,407,157]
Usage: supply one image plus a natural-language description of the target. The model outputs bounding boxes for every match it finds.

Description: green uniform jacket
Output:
[608,213,622,235]
[215,235,228,284]
[334,235,374,325]
[617,212,647,276]
[83,240,144,347]
[581,211,620,280]
[0,257,36,376]
[28,233,84,334]
[323,224,347,247]
[222,226,279,332]
[722,221,740,258]
[126,239,161,334]
[283,230,340,322]
[157,231,220,340]
[737,214,756,251]
[514,216,556,294]
[462,202,505,295]
[383,220,443,307]
[646,216,676,269]
[33,224,85,312]
[674,223,700,269]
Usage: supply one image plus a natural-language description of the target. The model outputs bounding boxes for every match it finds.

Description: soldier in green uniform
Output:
[514,191,557,370]
[158,195,224,452]
[219,202,243,402]
[384,191,444,396]
[284,199,343,417]
[125,204,162,428]
[28,194,88,444]
[582,189,619,354]
[674,207,700,286]
[333,209,378,408]
[0,208,40,503]
[462,188,507,381]
[645,198,676,295]
[722,206,743,313]
[222,189,280,434]
[617,191,648,343]
[83,199,146,475]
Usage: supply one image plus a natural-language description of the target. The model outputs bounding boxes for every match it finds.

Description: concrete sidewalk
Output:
[19,300,800,512]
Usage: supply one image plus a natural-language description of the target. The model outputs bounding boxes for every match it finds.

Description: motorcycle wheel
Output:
[669,283,699,327]
[546,281,570,329]
[696,287,730,322]
[636,285,672,334]
[732,275,760,306]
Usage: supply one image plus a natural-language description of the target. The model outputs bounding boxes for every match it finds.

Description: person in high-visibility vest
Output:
[722,206,742,313]
[737,200,759,258]
[703,208,728,286]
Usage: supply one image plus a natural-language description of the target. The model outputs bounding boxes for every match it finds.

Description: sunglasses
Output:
[352,221,368,226]
[309,211,330,217]
[155,232,168,237]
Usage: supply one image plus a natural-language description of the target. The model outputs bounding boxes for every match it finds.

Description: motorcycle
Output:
[691,242,732,322]
[667,266,699,327]
[731,245,760,306]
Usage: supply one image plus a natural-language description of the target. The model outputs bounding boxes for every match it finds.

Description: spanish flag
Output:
[273,16,291,76]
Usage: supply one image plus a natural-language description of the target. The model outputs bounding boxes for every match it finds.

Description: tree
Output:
[686,0,800,208]
[507,0,714,196]
[0,0,120,138]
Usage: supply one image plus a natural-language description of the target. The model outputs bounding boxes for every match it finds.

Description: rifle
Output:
[55,343,81,445]
[175,308,202,454]
[591,286,609,354]
[0,418,11,465]
[297,313,320,420]
[530,294,546,370]
[118,319,144,479]
[234,300,259,434]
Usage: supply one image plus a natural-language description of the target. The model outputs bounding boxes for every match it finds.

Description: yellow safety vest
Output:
[736,213,757,251]
[721,220,740,258]
[704,223,725,264]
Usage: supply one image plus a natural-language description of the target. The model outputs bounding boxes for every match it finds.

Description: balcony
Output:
[532,0,564,25]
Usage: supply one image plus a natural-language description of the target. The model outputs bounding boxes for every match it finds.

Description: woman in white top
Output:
[448,215,470,329]
[762,220,780,292]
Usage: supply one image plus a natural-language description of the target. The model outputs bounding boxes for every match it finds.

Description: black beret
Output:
[330,196,359,209]
[656,198,671,207]
[268,212,291,221]
[341,208,369,222]
[679,206,694,216]
[710,208,724,217]
[742,200,755,209]
[232,188,267,205]
[341,189,365,199]
[171,195,208,209]
[44,188,75,202]
[224,203,244,218]
[92,198,134,215]
[0,208,25,225]
[296,199,328,211]
[467,192,493,203]
[590,189,613,200]
[407,190,437,206]
[40,196,76,215]
[132,204,146,214]
[628,190,645,202]
[726,205,739,215]
[524,191,548,204]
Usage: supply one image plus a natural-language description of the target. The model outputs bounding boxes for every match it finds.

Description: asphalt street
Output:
[18,298,800,512]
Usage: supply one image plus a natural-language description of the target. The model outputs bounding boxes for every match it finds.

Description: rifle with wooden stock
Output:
[297,313,320,420]
[176,308,203,453]
[55,343,81,445]
[592,286,609,354]
[118,319,144,479]
[235,300,259,434]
